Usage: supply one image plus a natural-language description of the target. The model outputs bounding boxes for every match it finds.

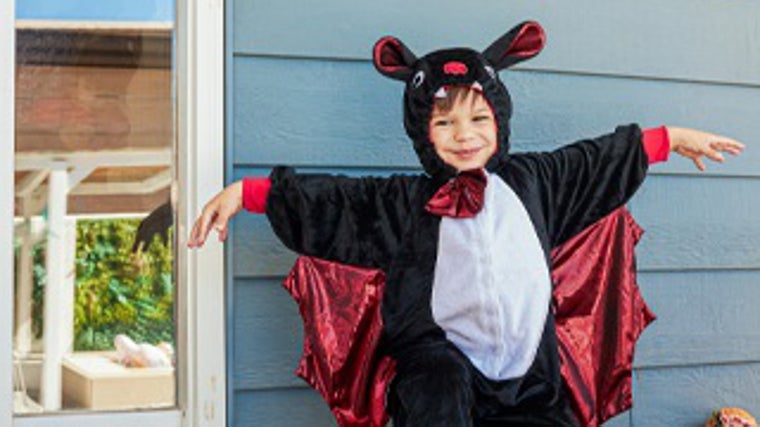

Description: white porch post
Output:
[61,217,77,360]
[15,171,48,356]
[40,164,73,410]
[14,217,34,356]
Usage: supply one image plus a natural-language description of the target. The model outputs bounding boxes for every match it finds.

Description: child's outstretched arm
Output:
[666,126,745,170]
[187,180,245,248]
[264,167,418,268]
[510,124,745,248]
[188,169,420,269]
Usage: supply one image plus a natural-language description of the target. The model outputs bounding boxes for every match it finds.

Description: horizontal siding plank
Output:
[234,388,336,427]
[230,271,760,392]
[233,57,760,176]
[17,65,170,99]
[18,131,172,152]
[18,99,172,135]
[233,0,760,86]
[232,212,294,277]
[635,271,760,368]
[631,363,760,426]
[602,412,630,427]
[629,175,760,270]
[231,57,414,169]
[231,172,760,277]
[232,365,760,426]
[232,278,305,390]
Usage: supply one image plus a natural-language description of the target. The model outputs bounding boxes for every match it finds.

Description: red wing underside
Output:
[283,207,655,427]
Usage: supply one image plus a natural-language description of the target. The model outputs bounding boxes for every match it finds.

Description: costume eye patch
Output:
[484,65,496,80]
[412,70,425,88]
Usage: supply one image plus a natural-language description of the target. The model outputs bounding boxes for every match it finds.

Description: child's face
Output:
[428,89,498,172]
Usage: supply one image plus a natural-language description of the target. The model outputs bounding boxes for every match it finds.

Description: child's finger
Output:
[711,140,745,155]
[726,140,745,150]
[214,214,230,242]
[188,221,200,247]
[196,210,217,246]
[717,146,742,156]
[188,217,207,247]
[703,147,725,163]
[694,157,706,171]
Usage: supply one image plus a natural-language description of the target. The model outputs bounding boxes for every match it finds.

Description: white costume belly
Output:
[431,172,551,380]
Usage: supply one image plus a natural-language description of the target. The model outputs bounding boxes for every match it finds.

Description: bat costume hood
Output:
[372,21,546,179]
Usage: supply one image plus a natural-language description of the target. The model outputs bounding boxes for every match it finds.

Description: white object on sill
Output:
[114,334,173,368]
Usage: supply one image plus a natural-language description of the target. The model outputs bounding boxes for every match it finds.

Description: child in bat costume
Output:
[188,20,744,427]
[268,21,653,426]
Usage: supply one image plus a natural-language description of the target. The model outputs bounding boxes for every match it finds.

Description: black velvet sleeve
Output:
[509,124,648,248]
[265,166,419,269]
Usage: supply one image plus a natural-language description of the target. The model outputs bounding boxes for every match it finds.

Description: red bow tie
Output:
[425,169,487,218]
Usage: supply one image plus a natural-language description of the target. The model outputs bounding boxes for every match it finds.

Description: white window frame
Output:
[0,1,226,426]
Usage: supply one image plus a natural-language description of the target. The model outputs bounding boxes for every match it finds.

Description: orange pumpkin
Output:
[705,408,758,427]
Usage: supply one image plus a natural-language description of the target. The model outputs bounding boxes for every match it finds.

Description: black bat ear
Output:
[373,36,417,81]
[483,21,545,71]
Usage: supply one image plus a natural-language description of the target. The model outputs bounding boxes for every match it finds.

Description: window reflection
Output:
[13,21,176,414]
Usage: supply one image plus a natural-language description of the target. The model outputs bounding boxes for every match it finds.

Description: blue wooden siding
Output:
[226,1,760,425]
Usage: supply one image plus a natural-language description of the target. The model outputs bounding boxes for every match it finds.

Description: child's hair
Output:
[432,86,483,115]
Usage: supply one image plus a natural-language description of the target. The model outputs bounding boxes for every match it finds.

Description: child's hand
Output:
[668,126,745,171]
[187,180,244,248]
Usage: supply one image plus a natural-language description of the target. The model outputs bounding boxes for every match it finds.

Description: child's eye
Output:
[473,115,492,122]
[433,119,452,127]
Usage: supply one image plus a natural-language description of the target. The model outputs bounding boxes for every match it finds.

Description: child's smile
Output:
[450,146,487,160]
[428,87,498,171]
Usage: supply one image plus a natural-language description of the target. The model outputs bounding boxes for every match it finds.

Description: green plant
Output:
[21,218,174,351]
[73,219,174,351]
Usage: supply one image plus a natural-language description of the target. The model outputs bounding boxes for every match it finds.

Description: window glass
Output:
[13,1,177,414]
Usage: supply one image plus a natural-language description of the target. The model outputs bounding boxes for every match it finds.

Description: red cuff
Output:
[242,177,271,213]
[642,126,670,164]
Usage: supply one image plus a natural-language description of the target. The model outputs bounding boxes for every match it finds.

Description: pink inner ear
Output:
[504,22,545,59]
[374,37,406,72]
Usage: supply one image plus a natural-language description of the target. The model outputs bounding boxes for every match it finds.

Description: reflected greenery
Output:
[18,219,174,351]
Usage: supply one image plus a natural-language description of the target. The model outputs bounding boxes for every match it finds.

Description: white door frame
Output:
[0,1,227,426]
[1,1,16,425]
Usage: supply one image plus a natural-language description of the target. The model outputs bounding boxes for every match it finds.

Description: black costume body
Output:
[267,125,647,426]
[264,22,649,426]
